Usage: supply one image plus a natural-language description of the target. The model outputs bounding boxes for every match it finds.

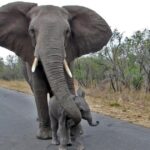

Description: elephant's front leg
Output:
[32,67,52,139]
[51,116,59,145]
[71,125,85,150]
[58,114,68,150]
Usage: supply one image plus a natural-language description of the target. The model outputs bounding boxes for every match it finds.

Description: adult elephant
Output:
[0,2,112,139]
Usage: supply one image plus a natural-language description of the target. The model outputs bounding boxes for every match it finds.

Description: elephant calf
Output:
[48,88,99,150]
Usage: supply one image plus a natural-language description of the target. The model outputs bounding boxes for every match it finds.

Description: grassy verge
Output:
[85,88,150,128]
[0,80,150,128]
[0,80,32,94]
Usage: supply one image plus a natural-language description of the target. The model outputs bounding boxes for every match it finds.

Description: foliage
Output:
[74,29,150,92]
[132,74,143,90]
[0,55,24,80]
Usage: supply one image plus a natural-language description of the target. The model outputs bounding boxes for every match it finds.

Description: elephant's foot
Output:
[77,144,85,150]
[52,138,60,145]
[59,145,67,150]
[36,127,52,140]
[67,140,72,146]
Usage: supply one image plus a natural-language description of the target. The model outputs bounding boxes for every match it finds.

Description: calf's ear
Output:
[77,87,85,98]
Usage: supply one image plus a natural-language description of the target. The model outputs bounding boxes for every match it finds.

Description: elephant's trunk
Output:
[87,116,99,126]
[88,120,99,126]
[38,45,81,125]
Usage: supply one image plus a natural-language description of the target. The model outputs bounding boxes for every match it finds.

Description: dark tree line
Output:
[74,29,150,92]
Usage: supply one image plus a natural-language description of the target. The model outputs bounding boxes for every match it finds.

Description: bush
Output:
[132,75,143,90]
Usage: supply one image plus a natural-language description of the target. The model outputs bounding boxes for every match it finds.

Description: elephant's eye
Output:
[29,28,36,47]
[80,109,84,113]
[29,28,35,37]
[65,28,71,37]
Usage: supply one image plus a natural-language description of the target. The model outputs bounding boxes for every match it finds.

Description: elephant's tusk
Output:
[31,57,38,73]
[64,59,72,78]
[47,93,50,105]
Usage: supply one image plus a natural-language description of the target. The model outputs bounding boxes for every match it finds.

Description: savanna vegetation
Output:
[0,55,23,80]
[74,29,150,92]
[0,29,150,127]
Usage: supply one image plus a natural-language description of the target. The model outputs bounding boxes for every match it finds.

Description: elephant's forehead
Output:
[35,5,68,16]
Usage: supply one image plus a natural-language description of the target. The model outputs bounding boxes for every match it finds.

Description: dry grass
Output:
[85,87,150,128]
[0,80,32,94]
[0,80,150,128]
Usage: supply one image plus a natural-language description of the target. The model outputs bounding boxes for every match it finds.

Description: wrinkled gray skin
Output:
[0,2,112,139]
[48,88,99,150]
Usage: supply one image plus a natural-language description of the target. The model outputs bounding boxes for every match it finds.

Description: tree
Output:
[74,28,150,92]
[131,29,150,91]
[0,57,4,74]
[0,55,24,80]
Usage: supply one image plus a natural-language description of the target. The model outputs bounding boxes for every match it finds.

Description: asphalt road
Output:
[0,87,150,150]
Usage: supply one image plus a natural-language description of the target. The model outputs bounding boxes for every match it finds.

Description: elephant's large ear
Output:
[63,6,112,56]
[0,2,37,65]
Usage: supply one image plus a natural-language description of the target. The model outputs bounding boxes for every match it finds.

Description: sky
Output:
[0,0,150,59]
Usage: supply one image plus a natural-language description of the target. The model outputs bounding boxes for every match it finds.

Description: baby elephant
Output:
[48,88,99,150]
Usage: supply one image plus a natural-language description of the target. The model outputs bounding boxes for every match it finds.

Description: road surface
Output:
[0,87,150,150]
